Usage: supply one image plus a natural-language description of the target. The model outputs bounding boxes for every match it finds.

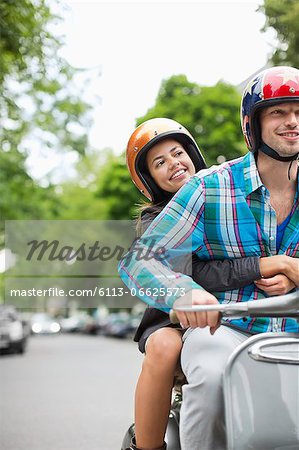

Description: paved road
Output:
[0,333,143,450]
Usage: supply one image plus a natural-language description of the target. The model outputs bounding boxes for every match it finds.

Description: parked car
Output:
[60,312,93,333]
[0,305,28,354]
[30,313,61,335]
[101,312,139,339]
[60,308,110,335]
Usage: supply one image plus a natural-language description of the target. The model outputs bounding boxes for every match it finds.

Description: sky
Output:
[28,0,278,180]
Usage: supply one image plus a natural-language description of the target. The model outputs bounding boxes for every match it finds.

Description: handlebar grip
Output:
[169,309,180,324]
[169,308,223,329]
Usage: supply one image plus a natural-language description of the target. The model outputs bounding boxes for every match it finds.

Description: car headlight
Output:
[9,321,23,341]
[50,322,60,333]
[32,323,42,333]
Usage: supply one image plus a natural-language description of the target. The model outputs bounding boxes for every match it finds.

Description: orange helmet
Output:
[126,118,206,202]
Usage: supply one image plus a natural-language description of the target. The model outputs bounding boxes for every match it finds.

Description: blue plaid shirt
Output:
[119,152,299,333]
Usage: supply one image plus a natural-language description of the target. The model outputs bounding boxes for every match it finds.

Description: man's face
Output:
[259,102,299,157]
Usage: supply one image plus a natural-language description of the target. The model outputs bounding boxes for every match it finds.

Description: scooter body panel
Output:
[165,406,181,450]
[223,332,299,450]
[121,404,181,450]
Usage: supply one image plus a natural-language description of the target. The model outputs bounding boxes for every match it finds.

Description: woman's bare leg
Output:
[134,327,182,449]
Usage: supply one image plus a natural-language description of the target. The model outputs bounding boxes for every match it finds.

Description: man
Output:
[119,66,299,449]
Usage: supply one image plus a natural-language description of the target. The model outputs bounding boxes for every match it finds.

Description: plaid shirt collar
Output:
[243,151,263,197]
[242,150,299,198]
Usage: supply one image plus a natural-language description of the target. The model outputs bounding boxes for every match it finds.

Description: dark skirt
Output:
[134,307,182,353]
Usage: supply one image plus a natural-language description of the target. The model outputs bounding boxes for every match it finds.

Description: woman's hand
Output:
[259,256,299,286]
[254,274,296,295]
[281,256,299,286]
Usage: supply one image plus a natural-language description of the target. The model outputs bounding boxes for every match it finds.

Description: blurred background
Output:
[0,0,298,449]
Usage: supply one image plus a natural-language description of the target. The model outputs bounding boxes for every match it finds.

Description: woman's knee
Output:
[145,328,182,364]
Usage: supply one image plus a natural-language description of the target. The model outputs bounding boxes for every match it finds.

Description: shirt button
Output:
[269,236,275,241]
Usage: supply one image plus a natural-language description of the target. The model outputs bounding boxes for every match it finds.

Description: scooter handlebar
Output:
[169,290,299,324]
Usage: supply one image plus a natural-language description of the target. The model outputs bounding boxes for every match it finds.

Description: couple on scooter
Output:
[119,65,299,450]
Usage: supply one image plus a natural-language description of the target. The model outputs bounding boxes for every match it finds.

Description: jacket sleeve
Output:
[192,255,261,292]
[141,212,261,292]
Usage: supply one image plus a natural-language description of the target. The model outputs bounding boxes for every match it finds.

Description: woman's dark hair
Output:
[135,200,169,236]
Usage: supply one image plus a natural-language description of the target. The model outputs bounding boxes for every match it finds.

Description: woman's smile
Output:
[146,138,196,193]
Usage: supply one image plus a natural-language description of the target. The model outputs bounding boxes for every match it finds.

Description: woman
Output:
[124,118,298,450]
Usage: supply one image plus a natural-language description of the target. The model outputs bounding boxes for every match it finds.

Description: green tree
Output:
[57,148,141,221]
[137,75,245,166]
[260,0,299,66]
[0,0,91,157]
[0,149,60,222]
[96,152,142,220]
[57,150,112,220]
[0,0,92,225]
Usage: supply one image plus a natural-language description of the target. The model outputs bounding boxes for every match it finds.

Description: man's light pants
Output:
[180,325,250,450]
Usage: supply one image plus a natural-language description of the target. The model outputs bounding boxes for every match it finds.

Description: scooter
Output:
[121,291,299,450]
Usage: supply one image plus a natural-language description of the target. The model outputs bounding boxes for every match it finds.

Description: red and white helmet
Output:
[241,66,299,155]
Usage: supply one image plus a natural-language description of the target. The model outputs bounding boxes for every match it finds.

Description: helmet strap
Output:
[259,141,299,181]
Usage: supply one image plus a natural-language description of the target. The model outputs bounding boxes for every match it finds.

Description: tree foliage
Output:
[0,0,92,226]
[0,149,59,220]
[260,0,299,67]
[57,150,112,220]
[95,153,142,220]
[56,148,141,221]
[0,0,91,157]
[137,75,246,167]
